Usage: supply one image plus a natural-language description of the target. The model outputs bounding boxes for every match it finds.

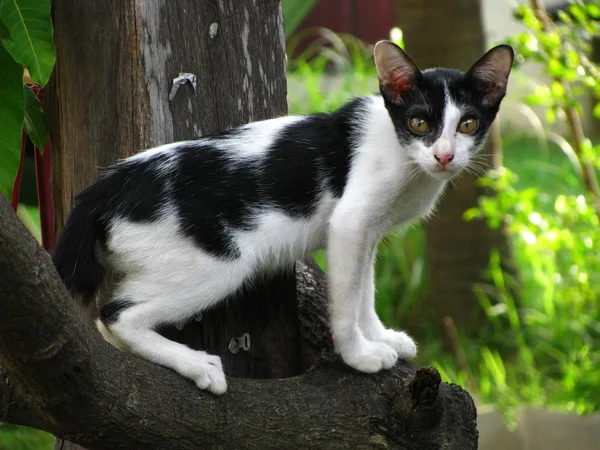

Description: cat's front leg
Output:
[359,247,417,360]
[327,212,398,373]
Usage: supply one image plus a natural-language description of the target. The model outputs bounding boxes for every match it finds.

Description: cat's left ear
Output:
[465,45,514,106]
[374,40,421,104]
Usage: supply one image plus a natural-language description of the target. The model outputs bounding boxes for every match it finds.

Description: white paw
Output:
[378,329,417,360]
[337,335,398,373]
[182,353,227,395]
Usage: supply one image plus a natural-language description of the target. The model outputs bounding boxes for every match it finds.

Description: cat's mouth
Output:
[424,163,460,180]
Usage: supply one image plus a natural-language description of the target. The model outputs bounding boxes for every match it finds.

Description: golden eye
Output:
[458,118,478,134]
[409,117,430,134]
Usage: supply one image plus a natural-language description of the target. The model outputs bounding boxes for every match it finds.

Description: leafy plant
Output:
[443,0,600,419]
[0,0,54,200]
[510,0,600,215]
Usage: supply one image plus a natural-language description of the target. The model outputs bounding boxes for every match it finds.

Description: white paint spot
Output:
[208,22,218,39]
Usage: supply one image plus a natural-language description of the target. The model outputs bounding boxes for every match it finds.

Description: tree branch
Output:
[0,195,477,449]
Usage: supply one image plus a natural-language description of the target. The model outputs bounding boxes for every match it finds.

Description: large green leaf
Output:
[0,0,55,86]
[282,0,318,38]
[0,45,24,200]
[23,85,46,150]
[0,17,9,40]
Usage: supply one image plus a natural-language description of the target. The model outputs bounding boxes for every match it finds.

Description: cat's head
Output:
[374,41,513,180]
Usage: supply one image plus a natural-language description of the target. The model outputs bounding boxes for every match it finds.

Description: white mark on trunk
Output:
[208,22,219,40]
[241,10,253,75]
[276,2,286,54]
[137,0,174,146]
[241,7,254,118]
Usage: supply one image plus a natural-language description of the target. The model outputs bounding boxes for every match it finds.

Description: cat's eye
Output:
[409,117,430,134]
[458,118,478,134]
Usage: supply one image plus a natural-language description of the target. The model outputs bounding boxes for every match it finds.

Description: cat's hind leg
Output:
[97,296,227,394]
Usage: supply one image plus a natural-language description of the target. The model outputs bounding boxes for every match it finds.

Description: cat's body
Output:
[53,41,513,394]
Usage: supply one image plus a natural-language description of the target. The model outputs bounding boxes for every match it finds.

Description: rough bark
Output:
[0,194,478,449]
[396,0,515,334]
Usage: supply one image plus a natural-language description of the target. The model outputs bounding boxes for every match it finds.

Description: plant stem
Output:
[530,0,600,217]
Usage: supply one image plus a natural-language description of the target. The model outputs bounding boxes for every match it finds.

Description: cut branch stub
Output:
[393,365,444,430]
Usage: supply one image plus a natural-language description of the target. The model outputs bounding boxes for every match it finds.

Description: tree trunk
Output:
[47,0,297,448]
[396,0,515,335]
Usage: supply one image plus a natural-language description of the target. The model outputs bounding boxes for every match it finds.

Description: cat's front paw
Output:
[377,329,417,360]
[337,335,398,373]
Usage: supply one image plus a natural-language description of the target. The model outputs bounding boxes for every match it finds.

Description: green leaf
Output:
[0,16,10,40]
[594,103,600,120]
[0,0,55,86]
[550,81,565,99]
[282,0,318,38]
[23,85,46,150]
[0,45,25,199]
[587,3,600,19]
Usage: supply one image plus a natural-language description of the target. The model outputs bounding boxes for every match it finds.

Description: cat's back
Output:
[85,104,364,269]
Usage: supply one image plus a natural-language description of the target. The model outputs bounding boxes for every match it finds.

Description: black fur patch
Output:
[170,101,362,258]
[100,298,135,325]
[101,154,172,222]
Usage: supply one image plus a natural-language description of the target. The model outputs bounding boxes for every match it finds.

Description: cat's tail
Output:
[52,183,109,306]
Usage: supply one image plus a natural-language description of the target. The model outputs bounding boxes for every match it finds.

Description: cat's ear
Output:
[465,45,514,106]
[374,40,421,104]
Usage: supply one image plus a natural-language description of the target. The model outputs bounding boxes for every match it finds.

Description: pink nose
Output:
[434,152,454,167]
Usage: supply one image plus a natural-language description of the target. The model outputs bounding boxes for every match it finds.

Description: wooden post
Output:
[47,0,298,447]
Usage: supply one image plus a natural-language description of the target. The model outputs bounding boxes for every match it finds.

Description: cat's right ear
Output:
[374,40,421,104]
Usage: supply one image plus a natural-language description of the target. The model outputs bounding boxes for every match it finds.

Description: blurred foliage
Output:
[0,0,54,200]
[281,0,318,38]
[456,0,600,421]
[464,166,600,417]
[508,0,600,215]
[511,0,600,120]
[0,424,53,450]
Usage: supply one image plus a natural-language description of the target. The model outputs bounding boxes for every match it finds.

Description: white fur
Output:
[209,115,305,160]
[100,94,482,394]
[406,89,477,181]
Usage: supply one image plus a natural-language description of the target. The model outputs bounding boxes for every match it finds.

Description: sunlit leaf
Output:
[586,3,600,19]
[593,102,600,119]
[0,46,24,199]
[0,0,55,86]
[550,81,565,99]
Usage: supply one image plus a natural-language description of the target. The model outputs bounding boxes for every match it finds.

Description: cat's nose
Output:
[434,153,454,167]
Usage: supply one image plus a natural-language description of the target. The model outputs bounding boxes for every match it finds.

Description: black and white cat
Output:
[53,41,513,394]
